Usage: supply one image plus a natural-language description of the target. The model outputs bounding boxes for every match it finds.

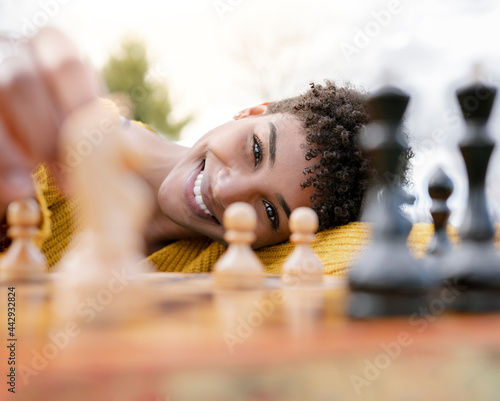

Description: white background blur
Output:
[1,0,500,226]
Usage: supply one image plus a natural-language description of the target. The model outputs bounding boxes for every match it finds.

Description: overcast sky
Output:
[1,0,500,224]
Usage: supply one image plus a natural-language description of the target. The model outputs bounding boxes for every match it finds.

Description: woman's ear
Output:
[233,102,271,120]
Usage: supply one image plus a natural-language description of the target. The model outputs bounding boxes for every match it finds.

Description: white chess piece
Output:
[0,199,49,335]
[52,100,154,324]
[214,202,264,290]
[282,207,323,285]
[281,207,325,338]
[214,203,265,337]
[57,101,153,277]
[0,199,47,284]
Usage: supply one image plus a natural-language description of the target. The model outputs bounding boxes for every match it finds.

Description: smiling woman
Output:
[158,111,317,248]
[156,82,372,250]
[0,29,375,273]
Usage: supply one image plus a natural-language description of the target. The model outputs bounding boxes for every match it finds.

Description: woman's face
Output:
[158,113,314,248]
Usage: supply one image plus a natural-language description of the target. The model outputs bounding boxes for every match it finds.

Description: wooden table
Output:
[2,273,500,401]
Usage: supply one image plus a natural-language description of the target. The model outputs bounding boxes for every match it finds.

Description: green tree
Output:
[102,37,190,140]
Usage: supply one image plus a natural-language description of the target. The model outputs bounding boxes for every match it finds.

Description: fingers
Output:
[0,39,59,162]
[0,117,35,205]
[0,29,99,164]
[0,172,35,207]
[30,28,98,117]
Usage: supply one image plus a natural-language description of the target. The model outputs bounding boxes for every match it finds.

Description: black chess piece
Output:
[395,185,416,238]
[427,167,454,257]
[348,86,436,318]
[441,82,500,312]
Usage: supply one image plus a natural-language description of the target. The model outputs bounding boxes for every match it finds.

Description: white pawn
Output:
[214,202,264,289]
[282,207,323,285]
[51,100,154,325]
[0,199,47,284]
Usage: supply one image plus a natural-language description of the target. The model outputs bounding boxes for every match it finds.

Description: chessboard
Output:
[2,272,500,401]
[3,77,500,401]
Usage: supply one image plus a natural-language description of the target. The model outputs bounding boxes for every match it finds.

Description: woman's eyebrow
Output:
[268,122,291,224]
[268,121,277,167]
[276,193,291,220]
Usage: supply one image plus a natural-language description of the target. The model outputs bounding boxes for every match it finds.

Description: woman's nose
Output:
[213,167,258,210]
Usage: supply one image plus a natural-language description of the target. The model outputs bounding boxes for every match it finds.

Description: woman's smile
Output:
[193,170,213,217]
[184,160,219,224]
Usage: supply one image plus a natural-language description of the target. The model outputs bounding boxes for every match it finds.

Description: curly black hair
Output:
[267,80,374,231]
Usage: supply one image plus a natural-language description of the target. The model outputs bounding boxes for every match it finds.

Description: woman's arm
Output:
[120,120,188,192]
[120,120,200,251]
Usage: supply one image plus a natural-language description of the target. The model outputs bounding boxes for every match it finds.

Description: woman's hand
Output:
[0,28,98,213]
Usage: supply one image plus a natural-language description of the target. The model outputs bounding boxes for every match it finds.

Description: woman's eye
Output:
[263,201,279,230]
[253,135,263,167]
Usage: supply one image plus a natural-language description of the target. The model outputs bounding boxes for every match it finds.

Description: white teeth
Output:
[193,171,212,216]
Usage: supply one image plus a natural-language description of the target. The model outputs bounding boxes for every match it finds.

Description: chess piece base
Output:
[348,290,432,319]
[441,241,500,288]
[445,288,500,312]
